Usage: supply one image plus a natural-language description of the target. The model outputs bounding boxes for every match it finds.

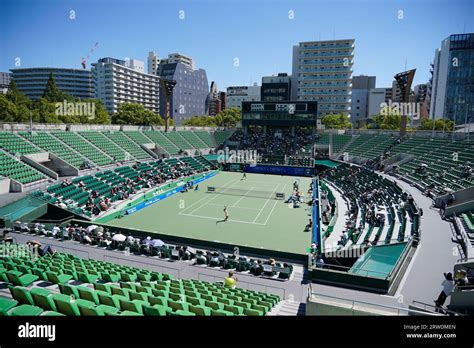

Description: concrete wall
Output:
[0,178,11,195]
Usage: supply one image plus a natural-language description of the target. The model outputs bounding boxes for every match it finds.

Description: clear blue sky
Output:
[1,0,472,89]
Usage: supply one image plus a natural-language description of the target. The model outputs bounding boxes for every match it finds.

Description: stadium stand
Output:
[0,242,280,316]
[19,131,89,169]
[0,152,45,184]
[142,131,180,155]
[31,156,213,218]
[162,132,193,151]
[0,132,42,156]
[178,131,209,149]
[101,131,152,160]
[52,131,113,166]
[321,163,420,247]
[194,130,217,148]
[78,131,134,162]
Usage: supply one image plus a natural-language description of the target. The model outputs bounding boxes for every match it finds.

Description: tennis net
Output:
[207,186,285,200]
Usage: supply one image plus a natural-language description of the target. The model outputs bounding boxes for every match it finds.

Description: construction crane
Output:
[81,42,99,69]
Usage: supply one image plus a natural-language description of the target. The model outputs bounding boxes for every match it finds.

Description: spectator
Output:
[434,272,454,309]
[26,240,56,257]
[224,271,238,289]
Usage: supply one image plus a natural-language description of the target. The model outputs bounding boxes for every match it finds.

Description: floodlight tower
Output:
[160,78,177,132]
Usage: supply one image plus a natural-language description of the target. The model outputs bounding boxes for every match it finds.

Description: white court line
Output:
[179,179,238,214]
[205,203,260,211]
[262,183,287,226]
[231,187,254,208]
[252,183,280,223]
[186,179,240,215]
[179,212,266,225]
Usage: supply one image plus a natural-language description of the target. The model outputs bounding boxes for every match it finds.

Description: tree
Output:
[87,99,110,124]
[321,113,352,129]
[214,108,241,128]
[42,73,73,103]
[5,80,30,108]
[111,103,164,126]
[0,95,18,122]
[418,118,454,131]
[182,115,217,127]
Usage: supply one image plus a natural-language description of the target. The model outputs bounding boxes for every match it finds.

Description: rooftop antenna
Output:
[404,59,407,72]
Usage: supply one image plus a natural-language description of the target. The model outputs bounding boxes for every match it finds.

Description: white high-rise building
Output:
[92,57,160,115]
[163,53,195,70]
[292,39,354,116]
[147,51,160,75]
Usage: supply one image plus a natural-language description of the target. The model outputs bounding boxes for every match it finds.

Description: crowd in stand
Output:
[321,164,420,248]
[49,159,206,217]
[11,222,293,280]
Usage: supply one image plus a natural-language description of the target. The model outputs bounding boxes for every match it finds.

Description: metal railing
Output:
[308,285,443,316]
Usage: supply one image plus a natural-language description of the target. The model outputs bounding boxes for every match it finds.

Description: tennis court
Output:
[107,171,313,255]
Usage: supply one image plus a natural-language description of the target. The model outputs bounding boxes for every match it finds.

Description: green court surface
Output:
[107,171,313,255]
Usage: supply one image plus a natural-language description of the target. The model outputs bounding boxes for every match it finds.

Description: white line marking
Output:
[187,179,239,215]
[262,183,287,226]
[179,212,265,225]
[231,187,254,208]
[180,179,237,214]
[252,183,280,223]
[205,203,260,211]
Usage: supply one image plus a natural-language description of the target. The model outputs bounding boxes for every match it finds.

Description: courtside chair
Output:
[6,304,44,316]
[143,303,168,316]
[45,271,73,284]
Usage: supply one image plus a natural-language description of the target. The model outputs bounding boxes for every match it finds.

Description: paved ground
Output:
[107,171,313,255]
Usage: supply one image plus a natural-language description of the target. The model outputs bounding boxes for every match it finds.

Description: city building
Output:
[161,53,195,71]
[414,83,430,118]
[147,51,160,75]
[219,91,226,111]
[91,57,159,115]
[261,73,292,102]
[158,55,208,125]
[9,68,94,100]
[430,33,474,124]
[0,72,11,94]
[291,39,354,117]
[367,88,391,120]
[226,84,261,110]
[208,81,221,116]
[351,75,376,126]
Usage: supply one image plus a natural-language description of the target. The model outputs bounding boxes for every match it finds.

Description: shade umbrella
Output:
[112,233,126,242]
[86,225,98,233]
[150,239,164,248]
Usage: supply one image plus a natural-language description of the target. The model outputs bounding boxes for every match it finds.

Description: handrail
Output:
[411,300,465,316]
[309,290,444,316]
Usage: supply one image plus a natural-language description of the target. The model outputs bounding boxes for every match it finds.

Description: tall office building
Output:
[10,68,94,100]
[219,91,226,111]
[414,84,430,118]
[291,39,354,116]
[208,81,221,116]
[91,57,160,115]
[261,73,292,102]
[351,75,376,126]
[430,33,474,124]
[226,84,261,110]
[0,72,11,94]
[158,54,208,125]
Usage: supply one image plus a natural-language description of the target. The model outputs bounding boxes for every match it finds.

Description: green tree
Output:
[0,95,18,122]
[5,80,30,108]
[87,99,110,124]
[418,118,454,131]
[42,73,73,103]
[112,103,164,126]
[214,108,241,128]
[182,115,217,127]
[321,113,352,129]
